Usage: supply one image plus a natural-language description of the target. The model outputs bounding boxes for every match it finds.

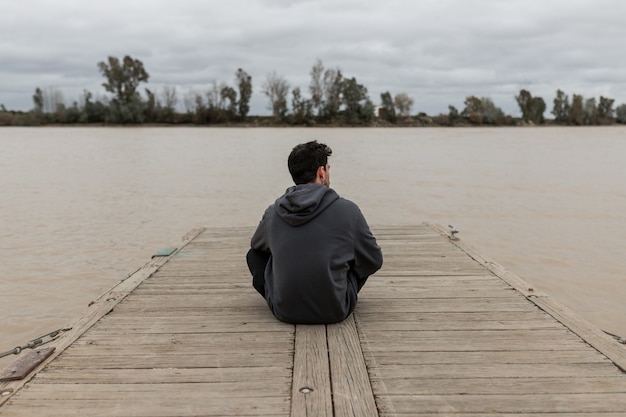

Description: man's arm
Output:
[248,207,273,296]
[352,210,383,280]
[250,207,272,252]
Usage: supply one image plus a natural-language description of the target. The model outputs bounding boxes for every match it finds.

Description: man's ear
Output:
[316,165,326,182]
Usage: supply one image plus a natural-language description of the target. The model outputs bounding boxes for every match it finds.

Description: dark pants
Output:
[246,249,270,297]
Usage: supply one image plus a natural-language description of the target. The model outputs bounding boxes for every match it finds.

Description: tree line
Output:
[2,55,626,126]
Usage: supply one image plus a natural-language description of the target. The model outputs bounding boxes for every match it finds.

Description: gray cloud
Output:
[2,0,625,116]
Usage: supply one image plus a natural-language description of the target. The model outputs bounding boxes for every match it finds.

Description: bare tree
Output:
[321,67,343,119]
[262,71,290,119]
[42,87,65,113]
[207,81,221,109]
[393,93,414,117]
[161,86,178,111]
[183,90,197,114]
[309,59,324,112]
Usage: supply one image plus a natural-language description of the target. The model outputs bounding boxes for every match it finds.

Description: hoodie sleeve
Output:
[352,209,383,279]
[251,206,272,253]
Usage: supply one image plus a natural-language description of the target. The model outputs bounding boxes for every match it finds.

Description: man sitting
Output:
[246,140,383,324]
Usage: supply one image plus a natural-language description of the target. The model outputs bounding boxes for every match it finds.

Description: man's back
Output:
[247,141,382,324]
[250,184,382,324]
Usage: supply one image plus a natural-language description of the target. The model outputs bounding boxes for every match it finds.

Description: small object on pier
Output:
[0,347,55,381]
[602,330,626,344]
[152,247,177,258]
[448,225,460,240]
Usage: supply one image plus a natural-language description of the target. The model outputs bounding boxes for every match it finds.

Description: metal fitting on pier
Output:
[448,225,459,240]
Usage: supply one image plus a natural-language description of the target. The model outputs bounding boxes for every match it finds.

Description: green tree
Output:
[515,89,545,124]
[597,96,615,124]
[291,87,314,125]
[236,68,252,120]
[552,89,570,122]
[462,96,484,124]
[380,91,396,123]
[106,94,146,124]
[81,90,107,123]
[143,88,158,122]
[584,97,597,125]
[63,101,82,124]
[33,87,44,113]
[98,55,149,105]
[615,103,626,124]
[98,55,149,123]
[448,105,460,125]
[341,77,373,124]
[481,97,505,125]
[569,94,584,125]
[220,85,237,120]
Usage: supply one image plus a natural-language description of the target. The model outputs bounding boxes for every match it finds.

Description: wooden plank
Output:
[379,413,626,417]
[356,310,551,322]
[19,381,290,399]
[371,376,626,395]
[372,362,623,379]
[35,366,291,384]
[358,317,563,331]
[427,222,626,373]
[363,350,611,366]
[52,352,291,369]
[327,315,378,417]
[357,298,538,313]
[4,223,626,416]
[0,348,55,381]
[0,228,206,406]
[378,393,626,414]
[532,295,626,372]
[291,325,333,417]
[1,397,289,417]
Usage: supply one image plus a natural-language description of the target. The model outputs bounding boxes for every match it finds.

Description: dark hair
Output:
[288,141,332,184]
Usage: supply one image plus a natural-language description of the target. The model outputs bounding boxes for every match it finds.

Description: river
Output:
[1,126,625,367]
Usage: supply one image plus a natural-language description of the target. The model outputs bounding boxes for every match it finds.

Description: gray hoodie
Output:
[251,184,383,324]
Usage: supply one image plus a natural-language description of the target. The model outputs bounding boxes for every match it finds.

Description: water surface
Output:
[1,126,625,367]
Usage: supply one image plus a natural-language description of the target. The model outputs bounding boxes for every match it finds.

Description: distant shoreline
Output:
[2,116,623,128]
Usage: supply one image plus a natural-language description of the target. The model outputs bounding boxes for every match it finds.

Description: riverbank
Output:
[2,110,623,128]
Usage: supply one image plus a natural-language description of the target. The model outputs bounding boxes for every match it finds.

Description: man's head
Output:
[288,141,332,187]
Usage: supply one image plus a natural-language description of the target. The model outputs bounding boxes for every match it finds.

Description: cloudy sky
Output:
[2,0,625,116]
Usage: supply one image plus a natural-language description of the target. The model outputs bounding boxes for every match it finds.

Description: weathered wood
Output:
[371,375,626,395]
[34,366,291,384]
[0,228,205,406]
[2,223,626,416]
[379,393,626,414]
[327,315,378,417]
[291,325,332,417]
[428,222,626,373]
[0,348,55,381]
[1,397,290,417]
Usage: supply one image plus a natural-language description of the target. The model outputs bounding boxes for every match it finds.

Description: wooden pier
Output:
[1,223,626,416]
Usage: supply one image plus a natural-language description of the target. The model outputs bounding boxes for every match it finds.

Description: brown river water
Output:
[1,126,625,367]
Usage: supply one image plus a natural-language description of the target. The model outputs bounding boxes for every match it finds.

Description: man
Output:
[247,140,383,324]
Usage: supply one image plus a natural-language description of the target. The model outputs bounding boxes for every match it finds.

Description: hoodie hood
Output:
[275,184,340,226]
